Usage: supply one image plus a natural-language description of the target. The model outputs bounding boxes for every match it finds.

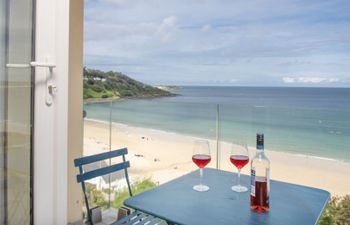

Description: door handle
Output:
[30,61,56,70]
[6,59,57,106]
[6,61,56,70]
[6,63,31,68]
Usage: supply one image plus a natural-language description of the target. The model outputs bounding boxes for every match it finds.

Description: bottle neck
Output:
[256,145,264,154]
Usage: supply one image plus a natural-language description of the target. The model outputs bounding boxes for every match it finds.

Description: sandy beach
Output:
[84,119,350,196]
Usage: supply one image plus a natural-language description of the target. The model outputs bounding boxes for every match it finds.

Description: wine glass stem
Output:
[200,168,203,186]
[237,169,241,186]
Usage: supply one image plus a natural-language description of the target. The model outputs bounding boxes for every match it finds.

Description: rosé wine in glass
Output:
[192,140,211,192]
[230,142,249,192]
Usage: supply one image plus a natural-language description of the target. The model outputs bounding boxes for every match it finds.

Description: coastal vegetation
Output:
[112,178,157,208]
[85,178,157,210]
[318,195,350,225]
[83,68,176,100]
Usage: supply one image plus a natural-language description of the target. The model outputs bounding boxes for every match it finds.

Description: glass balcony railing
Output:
[83,97,350,219]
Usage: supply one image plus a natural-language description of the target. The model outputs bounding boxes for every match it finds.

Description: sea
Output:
[84,86,350,162]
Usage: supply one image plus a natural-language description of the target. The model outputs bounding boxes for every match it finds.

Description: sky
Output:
[84,0,350,87]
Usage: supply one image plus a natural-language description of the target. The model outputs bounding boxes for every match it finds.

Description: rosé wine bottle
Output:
[250,133,270,213]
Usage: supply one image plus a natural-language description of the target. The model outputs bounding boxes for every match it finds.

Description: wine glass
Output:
[230,142,249,192]
[192,140,211,192]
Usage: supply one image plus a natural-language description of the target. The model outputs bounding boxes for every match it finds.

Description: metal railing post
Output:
[216,104,221,170]
[108,100,112,208]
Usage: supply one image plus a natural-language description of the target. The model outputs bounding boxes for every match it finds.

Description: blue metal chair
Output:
[74,148,165,225]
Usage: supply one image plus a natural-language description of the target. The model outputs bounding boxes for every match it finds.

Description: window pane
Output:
[1,0,34,224]
[0,0,6,223]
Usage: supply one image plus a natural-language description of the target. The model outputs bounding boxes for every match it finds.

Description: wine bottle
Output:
[250,133,270,213]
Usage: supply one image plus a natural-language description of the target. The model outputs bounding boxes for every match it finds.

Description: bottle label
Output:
[250,169,255,197]
[251,169,269,197]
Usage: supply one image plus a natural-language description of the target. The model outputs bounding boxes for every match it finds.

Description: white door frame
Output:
[34,0,83,224]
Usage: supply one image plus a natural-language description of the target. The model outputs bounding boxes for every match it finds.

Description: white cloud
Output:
[84,0,350,86]
[102,0,137,7]
[156,16,178,43]
[201,24,212,32]
[85,22,155,41]
[282,77,340,84]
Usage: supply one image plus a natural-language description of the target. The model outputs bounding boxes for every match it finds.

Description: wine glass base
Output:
[231,185,248,192]
[193,184,210,192]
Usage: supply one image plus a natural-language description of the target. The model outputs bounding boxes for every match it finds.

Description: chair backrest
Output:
[74,148,133,224]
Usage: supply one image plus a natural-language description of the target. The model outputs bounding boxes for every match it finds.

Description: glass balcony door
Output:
[0,0,34,224]
[0,0,5,222]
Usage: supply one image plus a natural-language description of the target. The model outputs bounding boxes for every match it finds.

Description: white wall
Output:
[68,0,84,222]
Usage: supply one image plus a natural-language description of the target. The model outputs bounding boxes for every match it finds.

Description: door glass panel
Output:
[1,0,34,224]
[0,0,5,223]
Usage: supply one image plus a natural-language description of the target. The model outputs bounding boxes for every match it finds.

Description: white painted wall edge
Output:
[67,0,84,223]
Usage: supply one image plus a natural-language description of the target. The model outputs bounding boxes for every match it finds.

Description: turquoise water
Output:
[84,86,350,161]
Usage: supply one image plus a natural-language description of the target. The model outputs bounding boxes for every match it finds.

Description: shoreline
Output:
[85,118,346,163]
[83,97,121,104]
[83,93,179,105]
[84,118,350,196]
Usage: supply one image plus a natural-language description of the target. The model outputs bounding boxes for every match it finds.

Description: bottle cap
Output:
[257,133,264,149]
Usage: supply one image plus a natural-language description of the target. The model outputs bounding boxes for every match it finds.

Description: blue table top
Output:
[124,168,330,225]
